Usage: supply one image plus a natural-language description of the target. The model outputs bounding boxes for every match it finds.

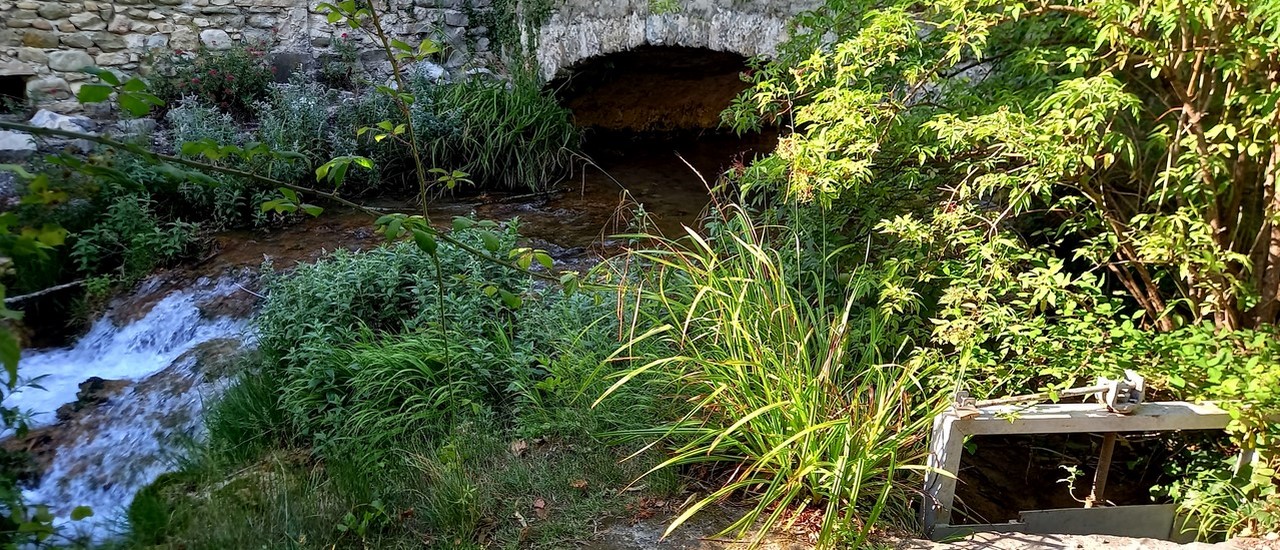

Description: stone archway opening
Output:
[544,45,777,240]
[0,75,28,113]
[551,45,758,136]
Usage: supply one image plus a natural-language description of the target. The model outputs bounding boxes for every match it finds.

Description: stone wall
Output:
[0,0,811,112]
[0,0,490,111]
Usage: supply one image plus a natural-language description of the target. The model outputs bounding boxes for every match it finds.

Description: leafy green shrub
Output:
[256,225,526,369]
[165,96,239,146]
[287,334,498,455]
[163,99,275,229]
[601,210,943,546]
[69,195,199,280]
[149,41,276,117]
[508,287,668,439]
[419,74,579,191]
[255,80,338,182]
[256,225,536,454]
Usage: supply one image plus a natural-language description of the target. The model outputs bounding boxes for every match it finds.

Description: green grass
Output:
[598,208,945,548]
[124,414,676,549]
[337,73,580,194]
[418,73,580,192]
[203,358,294,465]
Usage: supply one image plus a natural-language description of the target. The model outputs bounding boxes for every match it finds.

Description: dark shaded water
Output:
[431,132,776,253]
[190,131,777,279]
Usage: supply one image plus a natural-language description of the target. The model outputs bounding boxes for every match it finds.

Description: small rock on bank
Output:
[0,130,37,162]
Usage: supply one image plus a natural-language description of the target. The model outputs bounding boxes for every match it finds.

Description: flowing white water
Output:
[2,276,253,541]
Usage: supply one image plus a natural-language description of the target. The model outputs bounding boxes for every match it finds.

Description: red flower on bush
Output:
[209,69,218,76]
[192,77,201,83]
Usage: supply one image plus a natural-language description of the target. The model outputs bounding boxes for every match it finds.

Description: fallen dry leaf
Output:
[510,440,529,456]
[570,479,588,491]
[533,498,548,520]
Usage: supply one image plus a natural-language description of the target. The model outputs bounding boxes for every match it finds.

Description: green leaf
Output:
[412,228,438,255]
[480,231,500,252]
[498,289,523,309]
[559,272,579,295]
[332,161,349,186]
[118,93,155,116]
[301,204,324,217]
[418,40,441,56]
[180,140,213,157]
[84,67,120,86]
[0,329,19,388]
[385,217,403,239]
[122,78,147,92]
[70,506,93,521]
[77,84,113,104]
[452,217,476,231]
[533,252,554,269]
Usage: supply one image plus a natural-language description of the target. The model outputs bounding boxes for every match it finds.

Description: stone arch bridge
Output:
[0,0,815,109]
[532,0,818,80]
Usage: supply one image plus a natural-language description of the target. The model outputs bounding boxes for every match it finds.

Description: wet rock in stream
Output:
[54,377,131,422]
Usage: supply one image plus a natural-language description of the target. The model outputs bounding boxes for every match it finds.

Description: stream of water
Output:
[5,277,251,540]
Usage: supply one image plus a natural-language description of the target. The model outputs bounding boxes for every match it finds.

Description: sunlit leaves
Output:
[261,187,323,217]
[510,247,554,270]
[428,168,472,190]
[315,0,371,30]
[315,155,374,188]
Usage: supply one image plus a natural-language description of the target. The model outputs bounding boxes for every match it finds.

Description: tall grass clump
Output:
[419,73,579,191]
[336,73,579,193]
[599,209,944,547]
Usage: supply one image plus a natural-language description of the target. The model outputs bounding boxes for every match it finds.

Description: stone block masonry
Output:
[0,0,814,113]
[0,0,493,112]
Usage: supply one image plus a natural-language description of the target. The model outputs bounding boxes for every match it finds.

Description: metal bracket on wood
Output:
[922,399,1230,540]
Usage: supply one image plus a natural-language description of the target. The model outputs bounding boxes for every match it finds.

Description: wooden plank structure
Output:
[922,401,1231,540]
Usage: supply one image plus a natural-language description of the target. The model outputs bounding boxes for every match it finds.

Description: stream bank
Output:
[0,120,774,541]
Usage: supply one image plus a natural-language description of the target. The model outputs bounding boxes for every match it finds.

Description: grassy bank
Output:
[114,226,680,549]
